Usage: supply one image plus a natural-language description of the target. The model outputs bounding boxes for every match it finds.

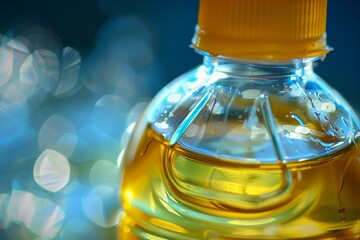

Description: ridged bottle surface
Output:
[119,57,360,239]
[193,0,329,59]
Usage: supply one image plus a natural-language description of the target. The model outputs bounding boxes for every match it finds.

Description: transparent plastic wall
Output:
[0,0,360,239]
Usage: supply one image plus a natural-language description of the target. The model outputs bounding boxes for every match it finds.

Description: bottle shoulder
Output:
[144,64,360,164]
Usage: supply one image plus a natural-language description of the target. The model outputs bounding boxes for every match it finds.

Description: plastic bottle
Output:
[119,0,360,239]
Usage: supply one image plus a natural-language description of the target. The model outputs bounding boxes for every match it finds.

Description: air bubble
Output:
[242,89,262,99]
[154,121,169,129]
[320,101,336,113]
[33,149,71,192]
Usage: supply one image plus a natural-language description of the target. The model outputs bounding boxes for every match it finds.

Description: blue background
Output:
[0,1,359,240]
[1,0,358,105]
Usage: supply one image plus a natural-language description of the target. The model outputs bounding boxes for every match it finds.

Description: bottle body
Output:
[119,56,360,239]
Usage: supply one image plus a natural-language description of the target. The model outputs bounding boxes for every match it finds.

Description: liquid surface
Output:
[119,124,360,239]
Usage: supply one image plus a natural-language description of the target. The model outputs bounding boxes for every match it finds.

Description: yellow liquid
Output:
[119,123,360,239]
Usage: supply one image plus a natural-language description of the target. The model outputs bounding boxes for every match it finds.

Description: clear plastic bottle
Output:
[119,0,360,239]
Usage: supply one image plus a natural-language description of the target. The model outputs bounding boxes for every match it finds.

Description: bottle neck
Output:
[202,55,319,79]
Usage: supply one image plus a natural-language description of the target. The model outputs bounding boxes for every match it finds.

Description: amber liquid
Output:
[119,124,360,239]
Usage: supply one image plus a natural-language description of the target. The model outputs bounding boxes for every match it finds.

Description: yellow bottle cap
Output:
[192,0,330,60]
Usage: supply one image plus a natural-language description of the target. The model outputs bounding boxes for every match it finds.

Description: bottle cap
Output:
[192,0,330,60]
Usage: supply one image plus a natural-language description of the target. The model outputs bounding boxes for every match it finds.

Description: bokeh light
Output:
[89,159,118,189]
[38,115,77,158]
[0,84,29,145]
[0,194,12,230]
[92,94,131,138]
[0,46,13,87]
[6,190,65,238]
[82,185,122,228]
[59,218,95,240]
[1,1,359,239]
[0,13,157,239]
[54,47,81,97]
[33,149,71,193]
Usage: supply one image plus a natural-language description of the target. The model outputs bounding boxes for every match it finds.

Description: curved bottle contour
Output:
[120,56,360,239]
[147,56,360,164]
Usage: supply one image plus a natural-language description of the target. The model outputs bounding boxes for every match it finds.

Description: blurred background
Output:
[0,0,359,239]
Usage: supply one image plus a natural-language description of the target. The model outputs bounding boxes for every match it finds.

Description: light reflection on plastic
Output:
[184,124,199,138]
[242,89,262,99]
[117,148,125,169]
[154,121,169,129]
[167,93,182,104]
[121,122,136,149]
